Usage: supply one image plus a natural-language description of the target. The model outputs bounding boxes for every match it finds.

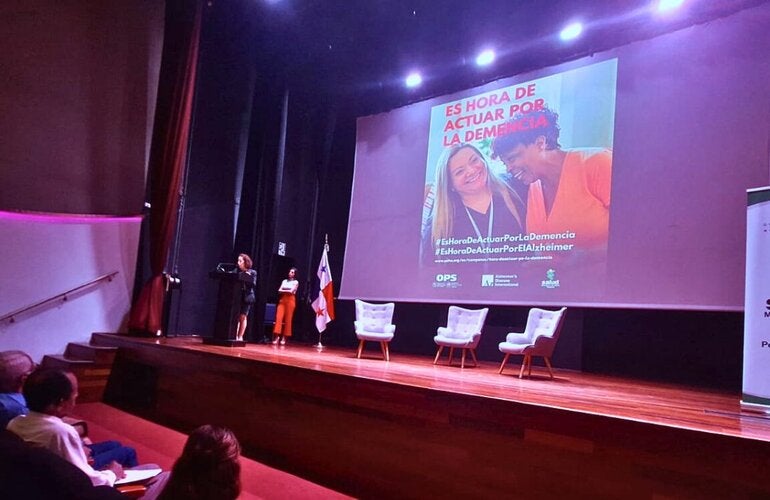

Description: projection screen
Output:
[340,5,770,310]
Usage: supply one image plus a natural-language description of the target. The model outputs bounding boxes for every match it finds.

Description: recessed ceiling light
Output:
[476,49,495,67]
[657,0,685,13]
[560,22,583,41]
[405,72,422,88]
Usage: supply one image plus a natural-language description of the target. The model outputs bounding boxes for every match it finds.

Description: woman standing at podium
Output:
[272,267,299,345]
[236,253,256,342]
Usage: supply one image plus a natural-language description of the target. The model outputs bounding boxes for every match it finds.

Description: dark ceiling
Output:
[231,0,767,113]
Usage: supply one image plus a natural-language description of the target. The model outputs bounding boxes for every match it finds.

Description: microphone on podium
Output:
[216,262,238,273]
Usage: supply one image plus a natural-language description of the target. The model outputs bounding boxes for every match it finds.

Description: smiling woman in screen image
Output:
[421,143,525,264]
[491,108,612,253]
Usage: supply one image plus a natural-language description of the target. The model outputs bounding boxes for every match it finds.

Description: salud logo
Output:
[541,268,560,289]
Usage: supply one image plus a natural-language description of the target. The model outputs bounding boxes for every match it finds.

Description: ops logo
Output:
[436,273,458,282]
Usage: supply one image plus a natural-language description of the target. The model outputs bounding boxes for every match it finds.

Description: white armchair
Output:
[354,300,396,361]
[498,307,567,378]
[433,306,489,369]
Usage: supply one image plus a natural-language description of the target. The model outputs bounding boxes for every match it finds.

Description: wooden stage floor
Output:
[95,333,770,498]
[110,334,770,443]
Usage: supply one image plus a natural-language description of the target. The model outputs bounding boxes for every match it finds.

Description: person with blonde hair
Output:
[422,143,525,264]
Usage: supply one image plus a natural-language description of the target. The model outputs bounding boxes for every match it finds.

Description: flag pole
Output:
[315,234,330,350]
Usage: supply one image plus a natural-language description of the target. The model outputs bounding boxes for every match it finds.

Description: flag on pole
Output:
[311,244,335,333]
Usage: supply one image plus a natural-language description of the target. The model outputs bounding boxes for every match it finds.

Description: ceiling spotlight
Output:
[657,0,685,13]
[560,22,583,41]
[476,49,495,67]
[405,72,422,88]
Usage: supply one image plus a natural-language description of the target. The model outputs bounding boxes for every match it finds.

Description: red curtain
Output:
[128,1,202,334]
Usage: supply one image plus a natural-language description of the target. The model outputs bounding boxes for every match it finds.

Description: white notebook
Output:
[114,467,162,485]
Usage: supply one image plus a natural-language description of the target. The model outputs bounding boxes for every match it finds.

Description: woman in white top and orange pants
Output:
[273,267,299,345]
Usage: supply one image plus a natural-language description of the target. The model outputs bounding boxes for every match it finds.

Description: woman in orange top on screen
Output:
[272,267,298,346]
[491,108,612,254]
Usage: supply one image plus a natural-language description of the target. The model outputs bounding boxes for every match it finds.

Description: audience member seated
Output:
[142,424,242,500]
[7,368,125,486]
[0,428,125,499]
[85,436,139,469]
[0,350,35,428]
[1,350,138,469]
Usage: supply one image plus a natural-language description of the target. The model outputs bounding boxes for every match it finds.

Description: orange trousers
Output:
[274,293,296,336]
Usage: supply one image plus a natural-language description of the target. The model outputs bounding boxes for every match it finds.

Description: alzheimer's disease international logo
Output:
[480,274,519,288]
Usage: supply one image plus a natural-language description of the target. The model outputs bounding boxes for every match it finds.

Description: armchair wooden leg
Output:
[380,341,390,361]
[518,354,529,379]
[499,353,510,374]
[461,349,467,369]
[448,347,455,365]
[356,340,365,359]
[385,343,390,362]
[544,357,554,379]
[469,349,478,367]
[433,346,444,364]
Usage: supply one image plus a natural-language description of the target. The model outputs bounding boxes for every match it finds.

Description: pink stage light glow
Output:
[0,210,142,224]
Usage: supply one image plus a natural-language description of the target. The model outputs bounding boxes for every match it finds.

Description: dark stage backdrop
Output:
[341,5,770,311]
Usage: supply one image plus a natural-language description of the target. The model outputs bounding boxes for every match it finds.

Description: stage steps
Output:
[41,339,118,403]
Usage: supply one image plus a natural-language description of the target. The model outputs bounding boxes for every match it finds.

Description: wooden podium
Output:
[205,270,247,347]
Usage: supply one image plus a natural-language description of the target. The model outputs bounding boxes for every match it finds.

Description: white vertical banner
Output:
[742,186,770,412]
